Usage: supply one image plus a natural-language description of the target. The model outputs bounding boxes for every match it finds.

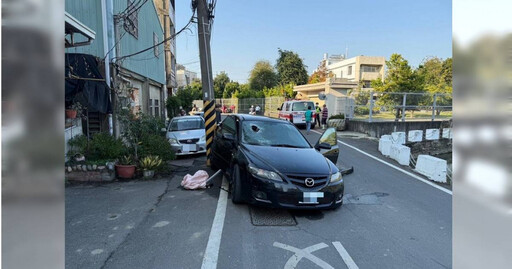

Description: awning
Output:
[65,12,96,48]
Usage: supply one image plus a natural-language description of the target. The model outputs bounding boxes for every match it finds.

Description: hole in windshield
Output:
[242,121,310,148]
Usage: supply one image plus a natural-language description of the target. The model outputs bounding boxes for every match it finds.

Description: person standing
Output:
[230,104,235,113]
[255,104,261,115]
[315,102,321,125]
[249,105,255,115]
[179,106,186,116]
[192,104,198,112]
[321,104,328,129]
[215,104,222,124]
[305,105,313,134]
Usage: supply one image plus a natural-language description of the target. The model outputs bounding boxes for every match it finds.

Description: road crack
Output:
[99,178,172,269]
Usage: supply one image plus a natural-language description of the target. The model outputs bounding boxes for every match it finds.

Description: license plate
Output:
[299,192,324,204]
[293,114,304,123]
[183,144,196,152]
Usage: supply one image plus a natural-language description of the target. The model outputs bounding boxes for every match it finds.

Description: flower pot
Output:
[66,109,77,119]
[143,170,155,179]
[115,164,136,179]
[327,119,346,131]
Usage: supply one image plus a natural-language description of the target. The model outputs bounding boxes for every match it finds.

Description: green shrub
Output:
[88,132,127,160]
[67,135,88,157]
[138,134,175,161]
[354,106,370,115]
[329,114,345,119]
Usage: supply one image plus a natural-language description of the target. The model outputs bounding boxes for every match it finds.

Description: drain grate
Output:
[249,206,297,226]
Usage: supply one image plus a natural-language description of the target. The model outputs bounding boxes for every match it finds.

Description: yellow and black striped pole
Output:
[203,100,216,166]
[197,0,215,166]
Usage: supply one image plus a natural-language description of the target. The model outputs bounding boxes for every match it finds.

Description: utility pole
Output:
[196,0,215,166]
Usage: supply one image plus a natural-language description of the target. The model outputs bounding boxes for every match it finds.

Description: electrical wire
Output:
[113,10,197,62]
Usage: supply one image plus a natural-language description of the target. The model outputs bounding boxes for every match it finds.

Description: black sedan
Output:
[210,114,344,209]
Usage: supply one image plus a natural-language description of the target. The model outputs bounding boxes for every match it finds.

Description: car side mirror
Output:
[161,128,167,132]
[222,133,235,141]
[277,107,281,111]
[315,142,331,150]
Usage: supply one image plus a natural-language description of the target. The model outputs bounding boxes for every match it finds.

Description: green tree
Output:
[233,84,264,98]
[223,81,240,98]
[213,71,230,98]
[173,81,202,112]
[372,54,425,117]
[263,83,296,98]
[249,61,278,91]
[276,49,308,85]
[416,57,453,115]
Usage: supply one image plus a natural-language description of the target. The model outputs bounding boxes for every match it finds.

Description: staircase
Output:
[86,112,103,137]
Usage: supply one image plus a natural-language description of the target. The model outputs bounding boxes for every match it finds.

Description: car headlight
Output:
[200,134,206,141]
[169,137,179,145]
[248,165,283,182]
[330,171,342,183]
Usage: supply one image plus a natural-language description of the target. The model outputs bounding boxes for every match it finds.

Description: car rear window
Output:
[169,118,205,131]
[292,102,315,111]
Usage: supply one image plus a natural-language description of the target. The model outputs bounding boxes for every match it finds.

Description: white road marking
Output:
[311,130,452,195]
[332,241,359,269]
[91,249,104,255]
[201,177,229,269]
[273,242,334,269]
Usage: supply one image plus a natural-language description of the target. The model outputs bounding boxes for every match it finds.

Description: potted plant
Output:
[327,114,346,131]
[139,155,162,179]
[66,102,83,119]
[115,155,136,179]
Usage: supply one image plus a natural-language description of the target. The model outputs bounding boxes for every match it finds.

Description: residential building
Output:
[66,0,166,137]
[176,66,198,88]
[325,54,386,88]
[153,0,177,95]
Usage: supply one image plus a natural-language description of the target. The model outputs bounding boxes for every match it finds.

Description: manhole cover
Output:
[249,207,297,226]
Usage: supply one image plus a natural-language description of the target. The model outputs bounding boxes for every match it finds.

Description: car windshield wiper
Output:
[270,144,303,148]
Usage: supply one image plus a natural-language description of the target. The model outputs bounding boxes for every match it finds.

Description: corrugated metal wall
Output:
[65,0,104,57]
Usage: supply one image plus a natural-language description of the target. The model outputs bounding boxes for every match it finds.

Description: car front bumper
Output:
[171,141,207,156]
[245,174,344,209]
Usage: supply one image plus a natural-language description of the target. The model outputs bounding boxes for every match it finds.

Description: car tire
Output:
[231,164,243,204]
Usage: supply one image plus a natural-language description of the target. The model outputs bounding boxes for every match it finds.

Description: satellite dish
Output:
[318,92,326,100]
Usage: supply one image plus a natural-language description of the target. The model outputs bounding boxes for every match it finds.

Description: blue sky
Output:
[175,0,452,83]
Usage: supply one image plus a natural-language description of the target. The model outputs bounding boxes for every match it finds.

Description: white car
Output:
[164,116,206,156]
[277,100,317,128]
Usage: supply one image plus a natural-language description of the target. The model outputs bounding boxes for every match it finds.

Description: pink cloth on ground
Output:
[181,170,209,190]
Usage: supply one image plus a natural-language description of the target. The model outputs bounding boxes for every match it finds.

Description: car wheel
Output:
[231,164,243,204]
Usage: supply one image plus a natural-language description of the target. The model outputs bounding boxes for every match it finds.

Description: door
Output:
[213,116,237,169]
[314,128,339,164]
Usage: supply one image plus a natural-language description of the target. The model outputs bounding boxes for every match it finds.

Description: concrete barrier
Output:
[426,129,440,140]
[415,155,447,183]
[391,132,406,145]
[442,128,452,139]
[390,144,410,166]
[379,135,392,156]
[408,130,423,142]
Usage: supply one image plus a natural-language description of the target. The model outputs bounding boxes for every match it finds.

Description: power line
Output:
[113,10,197,62]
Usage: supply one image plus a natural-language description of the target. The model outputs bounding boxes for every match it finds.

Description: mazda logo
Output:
[187,139,192,143]
[304,178,315,187]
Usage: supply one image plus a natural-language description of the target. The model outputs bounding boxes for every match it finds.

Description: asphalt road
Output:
[66,129,452,269]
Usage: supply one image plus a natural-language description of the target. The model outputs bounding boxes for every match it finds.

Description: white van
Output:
[277,100,317,128]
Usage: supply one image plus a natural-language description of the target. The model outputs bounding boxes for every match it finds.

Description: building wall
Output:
[326,56,385,84]
[65,0,104,57]
[177,69,198,88]
[65,0,165,85]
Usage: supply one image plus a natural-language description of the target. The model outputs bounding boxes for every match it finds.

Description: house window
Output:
[361,65,379,72]
[154,99,160,116]
[149,99,154,115]
[348,66,353,75]
[153,33,159,57]
[363,81,372,88]
[124,0,139,38]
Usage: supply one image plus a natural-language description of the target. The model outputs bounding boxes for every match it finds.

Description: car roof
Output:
[285,100,315,103]
[172,115,202,120]
[232,114,286,123]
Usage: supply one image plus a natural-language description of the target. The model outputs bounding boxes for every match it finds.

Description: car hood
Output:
[167,129,205,140]
[242,144,332,175]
